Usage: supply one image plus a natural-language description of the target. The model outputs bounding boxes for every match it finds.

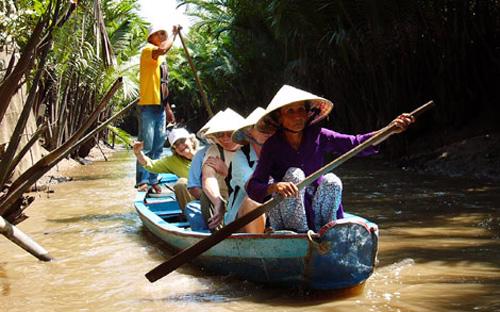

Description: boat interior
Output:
[142,176,191,229]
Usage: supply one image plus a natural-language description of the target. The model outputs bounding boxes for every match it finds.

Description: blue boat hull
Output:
[135,174,378,290]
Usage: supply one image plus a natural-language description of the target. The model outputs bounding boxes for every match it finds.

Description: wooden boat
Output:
[135,174,379,290]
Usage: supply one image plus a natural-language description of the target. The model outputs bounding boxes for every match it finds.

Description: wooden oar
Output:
[177,27,214,118]
[145,101,435,282]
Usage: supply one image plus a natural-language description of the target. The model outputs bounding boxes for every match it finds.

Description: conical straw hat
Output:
[196,110,223,140]
[204,108,245,139]
[257,85,333,133]
[231,107,267,145]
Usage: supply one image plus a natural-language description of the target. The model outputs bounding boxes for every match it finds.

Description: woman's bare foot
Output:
[137,183,149,192]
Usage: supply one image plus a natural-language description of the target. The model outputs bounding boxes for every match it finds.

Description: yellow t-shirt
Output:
[139,44,166,105]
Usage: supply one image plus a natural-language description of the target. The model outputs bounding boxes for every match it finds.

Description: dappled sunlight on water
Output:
[0,153,499,311]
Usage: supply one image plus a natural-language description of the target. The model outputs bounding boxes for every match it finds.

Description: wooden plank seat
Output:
[169,221,190,228]
[153,209,182,216]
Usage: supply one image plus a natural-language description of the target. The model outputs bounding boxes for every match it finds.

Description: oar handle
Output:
[408,100,434,118]
[177,28,214,117]
[297,100,434,190]
[145,101,435,282]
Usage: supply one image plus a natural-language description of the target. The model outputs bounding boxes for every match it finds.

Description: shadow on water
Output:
[381,243,500,268]
[0,265,11,296]
[140,283,366,305]
[46,212,139,224]
[70,175,128,181]
[40,213,143,237]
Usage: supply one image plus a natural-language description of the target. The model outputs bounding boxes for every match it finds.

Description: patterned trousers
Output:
[267,167,343,233]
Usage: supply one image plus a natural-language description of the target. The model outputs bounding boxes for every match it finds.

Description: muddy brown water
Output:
[1,150,499,312]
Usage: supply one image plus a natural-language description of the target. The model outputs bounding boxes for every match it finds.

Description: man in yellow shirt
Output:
[136,24,179,192]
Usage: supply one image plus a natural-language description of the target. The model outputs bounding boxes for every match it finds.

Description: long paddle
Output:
[177,27,214,118]
[145,100,435,282]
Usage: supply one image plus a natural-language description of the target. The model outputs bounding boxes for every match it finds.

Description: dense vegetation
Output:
[168,0,499,157]
[0,0,147,223]
[1,0,147,154]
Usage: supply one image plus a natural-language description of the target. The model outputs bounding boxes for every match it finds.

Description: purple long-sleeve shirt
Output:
[246,125,378,229]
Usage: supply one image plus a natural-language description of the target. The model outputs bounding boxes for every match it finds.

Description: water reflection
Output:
[0,152,499,312]
[0,265,11,296]
[47,212,139,224]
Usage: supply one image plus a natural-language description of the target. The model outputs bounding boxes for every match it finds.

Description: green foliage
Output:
[1,0,148,151]
[0,0,42,49]
[166,0,499,156]
[5,0,497,155]
[107,125,133,147]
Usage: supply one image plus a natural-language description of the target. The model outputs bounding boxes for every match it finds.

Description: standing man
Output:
[136,24,179,192]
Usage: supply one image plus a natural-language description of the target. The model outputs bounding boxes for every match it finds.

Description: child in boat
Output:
[225,107,274,233]
[246,85,414,233]
[133,127,198,210]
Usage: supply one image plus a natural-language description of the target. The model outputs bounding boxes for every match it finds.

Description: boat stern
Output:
[305,217,379,290]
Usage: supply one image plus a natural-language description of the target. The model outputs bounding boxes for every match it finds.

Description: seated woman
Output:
[246,85,414,233]
[226,107,274,233]
[183,110,237,232]
[199,109,245,231]
[187,110,225,200]
[133,127,199,210]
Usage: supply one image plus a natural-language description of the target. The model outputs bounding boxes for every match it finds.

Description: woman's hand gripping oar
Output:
[145,100,435,283]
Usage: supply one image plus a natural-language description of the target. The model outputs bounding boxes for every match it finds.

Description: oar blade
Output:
[145,249,193,282]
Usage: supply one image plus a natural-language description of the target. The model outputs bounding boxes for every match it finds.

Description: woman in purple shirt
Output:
[246,85,413,232]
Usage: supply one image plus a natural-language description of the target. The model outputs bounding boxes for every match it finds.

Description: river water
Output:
[1,150,499,312]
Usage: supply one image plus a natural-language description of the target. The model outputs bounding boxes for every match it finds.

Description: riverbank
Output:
[402,132,499,181]
[399,118,500,182]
